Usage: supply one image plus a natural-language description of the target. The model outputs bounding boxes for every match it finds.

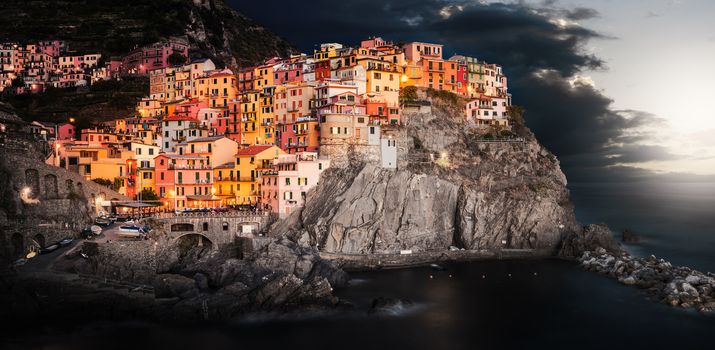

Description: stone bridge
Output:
[147,212,274,250]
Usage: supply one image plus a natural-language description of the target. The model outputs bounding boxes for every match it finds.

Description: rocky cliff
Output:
[277,91,582,256]
[0,0,295,67]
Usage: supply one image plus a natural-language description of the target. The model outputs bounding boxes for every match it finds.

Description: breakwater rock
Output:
[580,249,715,314]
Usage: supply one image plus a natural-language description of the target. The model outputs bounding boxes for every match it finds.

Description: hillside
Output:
[0,0,295,67]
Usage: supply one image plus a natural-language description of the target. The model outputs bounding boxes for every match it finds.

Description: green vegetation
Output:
[426,88,460,106]
[92,178,112,187]
[0,76,148,125]
[139,188,160,201]
[400,86,418,102]
[112,178,123,192]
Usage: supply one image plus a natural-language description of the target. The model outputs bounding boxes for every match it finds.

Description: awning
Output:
[112,201,163,208]
[186,195,223,201]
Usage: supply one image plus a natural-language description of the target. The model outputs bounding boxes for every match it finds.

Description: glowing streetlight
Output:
[69,117,75,123]
[400,74,408,83]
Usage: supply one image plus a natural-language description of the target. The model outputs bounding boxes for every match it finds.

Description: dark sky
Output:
[227,0,711,183]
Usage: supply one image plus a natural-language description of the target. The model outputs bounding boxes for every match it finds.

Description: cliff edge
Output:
[273,91,588,258]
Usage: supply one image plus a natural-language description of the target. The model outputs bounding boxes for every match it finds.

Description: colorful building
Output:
[261,152,330,218]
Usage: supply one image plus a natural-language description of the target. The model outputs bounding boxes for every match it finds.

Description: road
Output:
[17,221,146,273]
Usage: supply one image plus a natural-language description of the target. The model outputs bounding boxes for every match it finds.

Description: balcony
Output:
[215,176,237,182]
[176,178,212,185]
[168,164,211,170]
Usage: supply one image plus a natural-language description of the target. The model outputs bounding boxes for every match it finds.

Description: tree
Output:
[112,177,123,192]
[167,52,187,66]
[400,86,418,101]
[139,188,159,201]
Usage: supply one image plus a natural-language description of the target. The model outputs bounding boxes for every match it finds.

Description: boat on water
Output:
[90,225,102,235]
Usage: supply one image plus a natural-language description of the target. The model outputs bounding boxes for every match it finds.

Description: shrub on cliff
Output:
[400,86,418,102]
[92,178,112,188]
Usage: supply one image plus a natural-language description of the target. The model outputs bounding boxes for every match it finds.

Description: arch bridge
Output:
[149,212,273,250]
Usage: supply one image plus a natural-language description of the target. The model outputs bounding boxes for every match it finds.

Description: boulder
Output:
[153,274,198,299]
[559,224,623,258]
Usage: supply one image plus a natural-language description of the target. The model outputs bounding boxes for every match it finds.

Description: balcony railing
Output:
[168,164,211,170]
[176,178,212,185]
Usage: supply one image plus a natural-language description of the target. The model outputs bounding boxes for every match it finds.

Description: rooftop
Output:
[236,145,274,156]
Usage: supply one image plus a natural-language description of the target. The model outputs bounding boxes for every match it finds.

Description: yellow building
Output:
[253,64,275,90]
[212,162,238,205]
[257,93,276,145]
[234,145,285,204]
[62,145,133,195]
[239,91,260,145]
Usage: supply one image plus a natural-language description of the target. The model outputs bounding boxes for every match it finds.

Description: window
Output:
[222,222,229,231]
[202,222,209,231]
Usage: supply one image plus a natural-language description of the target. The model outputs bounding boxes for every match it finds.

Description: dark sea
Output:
[6,181,715,349]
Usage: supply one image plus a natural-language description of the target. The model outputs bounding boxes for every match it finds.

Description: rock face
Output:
[280,93,581,255]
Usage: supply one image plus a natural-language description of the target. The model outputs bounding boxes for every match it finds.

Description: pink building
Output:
[261,152,330,218]
[465,95,510,127]
[273,61,303,85]
[121,37,189,75]
[154,153,213,209]
[57,123,76,140]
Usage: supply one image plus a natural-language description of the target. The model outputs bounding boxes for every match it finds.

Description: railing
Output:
[149,211,270,219]
[215,176,237,182]
[169,164,211,170]
[176,179,212,184]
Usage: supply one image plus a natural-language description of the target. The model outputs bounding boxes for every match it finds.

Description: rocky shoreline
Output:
[580,248,715,315]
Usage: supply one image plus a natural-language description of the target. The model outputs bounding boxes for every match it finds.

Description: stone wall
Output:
[0,131,127,263]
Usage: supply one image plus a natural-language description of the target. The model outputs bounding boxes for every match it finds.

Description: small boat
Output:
[90,225,102,235]
[119,224,142,232]
[429,263,447,271]
[118,224,145,238]
[58,237,74,247]
[40,244,60,254]
[25,251,37,259]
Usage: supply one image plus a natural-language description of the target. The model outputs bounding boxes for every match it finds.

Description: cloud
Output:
[228,0,684,181]
[645,11,661,18]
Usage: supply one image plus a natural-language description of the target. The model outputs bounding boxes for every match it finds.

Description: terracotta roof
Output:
[236,145,274,156]
[214,162,235,169]
[188,135,229,143]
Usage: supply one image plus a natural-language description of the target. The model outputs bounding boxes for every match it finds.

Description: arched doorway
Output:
[32,233,45,248]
